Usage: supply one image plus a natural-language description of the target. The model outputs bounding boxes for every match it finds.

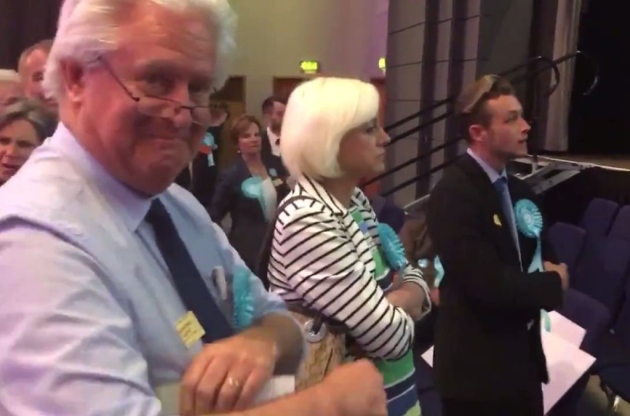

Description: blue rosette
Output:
[376,223,408,272]
[269,168,277,177]
[232,266,255,330]
[514,199,551,332]
[241,176,267,217]
[514,199,543,273]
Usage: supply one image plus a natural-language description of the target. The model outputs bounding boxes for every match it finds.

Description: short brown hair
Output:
[230,114,261,144]
[456,75,515,140]
[18,39,54,73]
[261,96,287,114]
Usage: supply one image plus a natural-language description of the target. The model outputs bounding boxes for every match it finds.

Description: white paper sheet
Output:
[421,331,595,414]
[547,311,586,347]
[156,375,296,415]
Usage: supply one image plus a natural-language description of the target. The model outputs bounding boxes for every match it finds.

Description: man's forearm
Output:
[216,383,337,416]
[248,313,303,374]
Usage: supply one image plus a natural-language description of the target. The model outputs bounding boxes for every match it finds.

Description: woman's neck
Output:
[241,152,262,165]
[319,177,358,208]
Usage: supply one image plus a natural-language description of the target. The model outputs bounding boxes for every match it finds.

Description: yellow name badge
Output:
[176,311,206,348]
[272,178,283,187]
[493,214,502,227]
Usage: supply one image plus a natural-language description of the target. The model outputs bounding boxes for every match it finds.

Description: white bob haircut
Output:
[280,77,379,180]
[43,0,237,100]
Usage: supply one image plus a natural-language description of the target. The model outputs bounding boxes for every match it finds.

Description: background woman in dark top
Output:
[210,114,290,270]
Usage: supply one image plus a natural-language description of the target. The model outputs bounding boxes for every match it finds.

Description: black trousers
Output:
[442,388,544,416]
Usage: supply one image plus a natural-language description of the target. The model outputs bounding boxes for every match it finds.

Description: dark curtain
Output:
[0,0,62,69]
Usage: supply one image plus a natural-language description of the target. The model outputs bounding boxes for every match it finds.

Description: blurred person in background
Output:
[0,70,22,106]
[210,114,290,271]
[0,98,56,186]
[260,96,286,158]
[18,39,57,110]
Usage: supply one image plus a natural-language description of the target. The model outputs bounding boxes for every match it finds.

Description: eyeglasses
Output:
[457,74,500,115]
[98,57,213,126]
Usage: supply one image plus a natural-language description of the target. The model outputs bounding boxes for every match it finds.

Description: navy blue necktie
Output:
[494,177,522,265]
[146,199,234,343]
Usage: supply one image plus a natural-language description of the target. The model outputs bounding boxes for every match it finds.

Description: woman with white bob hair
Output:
[261,77,432,416]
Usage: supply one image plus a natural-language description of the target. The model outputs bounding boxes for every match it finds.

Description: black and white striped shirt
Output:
[268,176,431,360]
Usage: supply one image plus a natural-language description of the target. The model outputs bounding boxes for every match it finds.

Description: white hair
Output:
[280,77,379,180]
[43,0,237,100]
[0,69,20,83]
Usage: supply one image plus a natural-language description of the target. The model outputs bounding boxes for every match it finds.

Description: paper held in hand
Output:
[156,375,296,415]
[421,312,595,414]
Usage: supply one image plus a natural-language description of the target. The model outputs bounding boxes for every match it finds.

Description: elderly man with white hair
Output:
[264,77,432,416]
[0,1,388,416]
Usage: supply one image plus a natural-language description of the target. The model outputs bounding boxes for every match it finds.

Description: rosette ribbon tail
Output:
[514,199,551,332]
[232,266,255,330]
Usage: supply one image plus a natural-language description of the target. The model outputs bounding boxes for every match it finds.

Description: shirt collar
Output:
[50,123,153,232]
[467,148,507,184]
[295,175,348,215]
[267,127,280,143]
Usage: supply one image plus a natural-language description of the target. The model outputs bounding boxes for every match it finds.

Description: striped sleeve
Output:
[274,203,414,360]
[353,190,432,320]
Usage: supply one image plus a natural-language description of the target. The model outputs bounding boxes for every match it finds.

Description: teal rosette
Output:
[377,223,408,271]
[514,199,543,273]
[514,199,550,331]
[232,266,254,329]
[241,176,267,217]
[433,256,444,287]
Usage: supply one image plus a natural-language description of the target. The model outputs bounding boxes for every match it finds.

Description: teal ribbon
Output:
[377,223,408,272]
[202,132,218,167]
[232,266,254,329]
[514,199,551,331]
[432,256,444,288]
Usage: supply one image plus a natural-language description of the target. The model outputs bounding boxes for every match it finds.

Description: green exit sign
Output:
[300,60,320,74]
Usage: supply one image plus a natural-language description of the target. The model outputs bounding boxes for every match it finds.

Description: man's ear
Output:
[468,124,486,144]
[59,59,87,103]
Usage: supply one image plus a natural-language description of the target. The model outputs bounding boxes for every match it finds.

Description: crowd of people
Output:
[0,1,573,416]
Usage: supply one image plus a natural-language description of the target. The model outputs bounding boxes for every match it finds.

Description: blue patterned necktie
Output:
[494,177,521,266]
[146,199,234,343]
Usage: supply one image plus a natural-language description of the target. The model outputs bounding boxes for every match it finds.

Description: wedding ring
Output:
[226,377,241,389]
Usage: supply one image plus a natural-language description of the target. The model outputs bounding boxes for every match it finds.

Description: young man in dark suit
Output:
[426,75,570,416]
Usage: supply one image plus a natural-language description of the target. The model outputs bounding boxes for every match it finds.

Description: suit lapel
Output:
[458,155,521,266]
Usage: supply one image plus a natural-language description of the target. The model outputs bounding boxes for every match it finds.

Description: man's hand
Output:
[318,360,387,416]
[430,287,440,306]
[180,331,277,415]
[544,261,569,290]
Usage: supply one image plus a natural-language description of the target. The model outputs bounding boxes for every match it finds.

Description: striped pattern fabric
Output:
[267,175,431,360]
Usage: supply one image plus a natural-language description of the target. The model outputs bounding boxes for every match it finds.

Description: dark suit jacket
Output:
[260,129,288,177]
[426,153,563,401]
[209,156,290,271]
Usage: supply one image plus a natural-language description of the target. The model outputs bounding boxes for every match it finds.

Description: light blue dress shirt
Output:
[0,123,291,416]
[467,148,522,268]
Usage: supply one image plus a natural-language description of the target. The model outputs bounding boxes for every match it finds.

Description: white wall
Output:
[228,0,388,116]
